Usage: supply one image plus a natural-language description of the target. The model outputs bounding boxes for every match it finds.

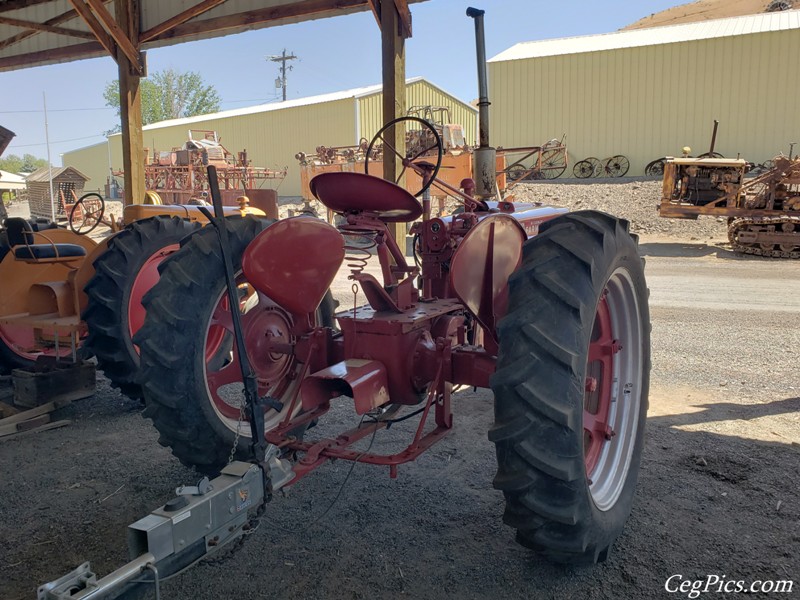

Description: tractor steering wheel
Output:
[365,116,443,197]
[69,192,105,235]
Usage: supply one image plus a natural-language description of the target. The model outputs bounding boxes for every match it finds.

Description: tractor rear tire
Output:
[83,216,201,399]
[135,215,336,476]
[489,210,650,565]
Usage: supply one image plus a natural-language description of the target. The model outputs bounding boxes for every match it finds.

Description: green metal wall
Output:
[357,80,478,146]
[488,28,800,175]
[61,141,109,195]
[64,80,477,198]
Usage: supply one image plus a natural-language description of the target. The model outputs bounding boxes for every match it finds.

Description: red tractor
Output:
[38,10,650,596]
[134,5,650,562]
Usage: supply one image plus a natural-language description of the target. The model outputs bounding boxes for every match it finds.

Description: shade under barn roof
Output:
[0,0,426,72]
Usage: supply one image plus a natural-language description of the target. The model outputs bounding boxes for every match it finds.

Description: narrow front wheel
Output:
[490,211,651,564]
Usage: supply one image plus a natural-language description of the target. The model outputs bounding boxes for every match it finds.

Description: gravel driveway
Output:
[1,181,798,599]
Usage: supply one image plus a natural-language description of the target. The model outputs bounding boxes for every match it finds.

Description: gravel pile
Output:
[509,179,728,240]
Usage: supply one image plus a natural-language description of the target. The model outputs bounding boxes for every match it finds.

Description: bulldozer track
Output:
[728,215,800,259]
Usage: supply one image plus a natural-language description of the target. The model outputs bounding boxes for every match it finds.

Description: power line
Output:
[0,107,115,114]
[8,133,106,149]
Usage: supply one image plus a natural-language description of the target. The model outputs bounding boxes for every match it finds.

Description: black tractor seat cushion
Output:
[13,243,87,261]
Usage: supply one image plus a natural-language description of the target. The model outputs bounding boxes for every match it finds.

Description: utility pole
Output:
[267,49,298,101]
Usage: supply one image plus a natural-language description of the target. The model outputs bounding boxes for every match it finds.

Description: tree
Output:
[0,153,48,174]
[103,69,221,134]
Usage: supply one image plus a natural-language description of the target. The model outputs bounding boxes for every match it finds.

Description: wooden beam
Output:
[140,0,228,44]
[0,15,96,40]
[366,0,380,28]
[0,5,87,51]
[393,0,411,37]
[0,0,54,14]
[380,0,406,244]
[114,0,144,206]
[0,41,103,70]
[83,0,141,68]
[67,0,116,58]
[152,0,366,41]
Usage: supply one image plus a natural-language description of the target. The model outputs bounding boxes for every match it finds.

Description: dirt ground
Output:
[1,190,799,599]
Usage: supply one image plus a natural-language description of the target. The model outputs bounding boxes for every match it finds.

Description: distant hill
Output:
[624,0,793,30]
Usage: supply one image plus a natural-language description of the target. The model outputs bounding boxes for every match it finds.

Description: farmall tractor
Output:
[39,9,650,598]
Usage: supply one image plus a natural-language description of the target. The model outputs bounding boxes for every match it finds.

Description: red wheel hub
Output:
[584,292,621,476]
[204,292,296,420]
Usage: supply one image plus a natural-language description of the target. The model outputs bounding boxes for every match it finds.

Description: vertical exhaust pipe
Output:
[467,7,496,199]
[709,119,719,155]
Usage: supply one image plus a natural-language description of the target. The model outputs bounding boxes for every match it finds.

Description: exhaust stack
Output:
[467,7,496,200]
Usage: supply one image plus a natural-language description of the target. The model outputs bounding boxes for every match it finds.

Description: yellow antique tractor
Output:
[0,194,273,400]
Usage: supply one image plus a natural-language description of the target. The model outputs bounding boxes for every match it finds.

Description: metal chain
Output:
[227,396,247,465]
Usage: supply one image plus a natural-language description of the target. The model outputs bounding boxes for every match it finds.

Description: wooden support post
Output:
[115,0,144,205]
[380,0,406,246]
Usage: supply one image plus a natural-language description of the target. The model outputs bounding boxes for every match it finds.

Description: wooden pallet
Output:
[0,399,71,441]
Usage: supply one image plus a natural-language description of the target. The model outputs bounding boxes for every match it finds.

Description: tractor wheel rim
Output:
[127,244,180,352]
[584,267,643,511]
[202,287,299,433]
[0,323,75,362]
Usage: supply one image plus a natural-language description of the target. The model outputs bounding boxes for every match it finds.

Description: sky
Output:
[0,0,686,165]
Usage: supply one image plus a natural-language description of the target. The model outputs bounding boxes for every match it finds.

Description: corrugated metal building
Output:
[63,77,477,198]
[488,11,800,175]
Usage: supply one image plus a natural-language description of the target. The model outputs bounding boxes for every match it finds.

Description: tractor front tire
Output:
[490,210,650,565]
[83,216,202,399]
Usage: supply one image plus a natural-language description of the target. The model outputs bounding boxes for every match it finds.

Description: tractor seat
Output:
[310,171,423,223]
[13,244,86,261]
[4,217,85,263]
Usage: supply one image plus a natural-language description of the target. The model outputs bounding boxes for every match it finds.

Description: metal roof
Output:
[25,165,88,181]
[489,10,800,62]
[0,0,426,72]
[103,76,476,135]
[0,168,26,188]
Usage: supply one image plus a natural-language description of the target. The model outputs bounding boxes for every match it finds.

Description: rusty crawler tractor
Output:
[39,9,650,597]
[659,155,800,257]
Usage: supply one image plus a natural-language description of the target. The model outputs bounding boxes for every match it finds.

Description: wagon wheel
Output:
[69,192,105,234]
[604,155,630,178]
[573,159,596,179]
[697,151,725,159]
[491,211,650,564]
[365,116,443,197]
[507,164,529,181]
[539,148,567,179]
[645,158,666,177]
[585,157,603,178]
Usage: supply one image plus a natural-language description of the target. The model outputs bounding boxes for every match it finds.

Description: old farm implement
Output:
[497,135,569,182]
[39,9,650,598]
[123,130,287,209]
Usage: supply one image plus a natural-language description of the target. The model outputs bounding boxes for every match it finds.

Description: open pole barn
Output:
[61,77,478,199]
[487,11,800,175]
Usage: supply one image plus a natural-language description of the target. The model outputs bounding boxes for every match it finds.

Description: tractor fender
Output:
[242,216,344,317]
[449,213,525,344]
